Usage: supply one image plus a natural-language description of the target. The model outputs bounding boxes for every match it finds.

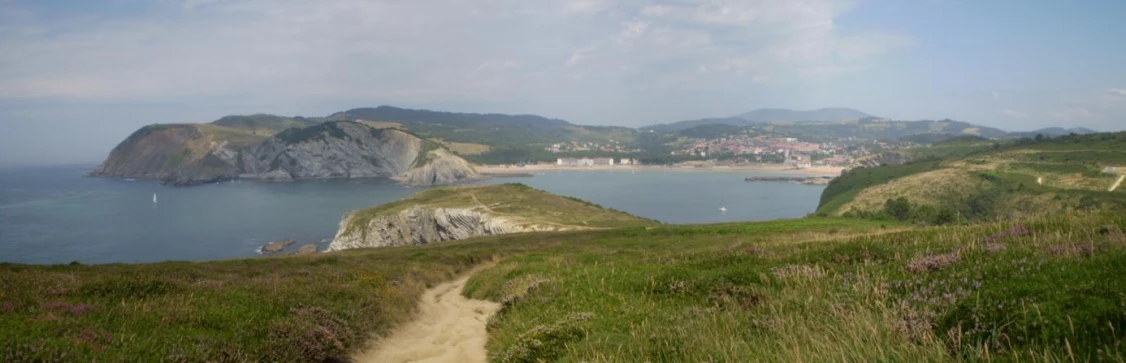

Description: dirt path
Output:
[351,272,499,363]
[1111,175,1125,192]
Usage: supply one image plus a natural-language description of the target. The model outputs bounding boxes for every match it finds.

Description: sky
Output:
[1,0,1124,166]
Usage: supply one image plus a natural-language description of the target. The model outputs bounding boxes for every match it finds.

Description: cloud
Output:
[1107,88,1126,97]
[640,4,670,17]
[615,20,649,43]
[566,46,597,67]
[0,0,913,115]
[992,92,1000,100]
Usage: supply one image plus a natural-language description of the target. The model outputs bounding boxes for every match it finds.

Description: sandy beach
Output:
[476,164,845,177]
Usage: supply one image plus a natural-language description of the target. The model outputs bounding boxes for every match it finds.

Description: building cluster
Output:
[673,136,828,157]
[556,157,638,166]
[545,141,640,154]
[670,135,883,167]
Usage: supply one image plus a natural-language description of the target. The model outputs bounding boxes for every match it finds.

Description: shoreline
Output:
[475,164,844,177]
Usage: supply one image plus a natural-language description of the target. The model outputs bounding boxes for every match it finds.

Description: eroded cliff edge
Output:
[91,120,480,186]
[326,184,657,251]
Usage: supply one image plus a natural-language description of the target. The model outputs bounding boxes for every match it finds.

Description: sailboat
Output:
[718,206,727,212]
[153,193,158,204]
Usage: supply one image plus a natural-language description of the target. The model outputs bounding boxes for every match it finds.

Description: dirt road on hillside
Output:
[1111,175,1125,192]
[351,272,499,363]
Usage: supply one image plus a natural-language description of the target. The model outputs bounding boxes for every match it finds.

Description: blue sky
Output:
[1,0,1124,165]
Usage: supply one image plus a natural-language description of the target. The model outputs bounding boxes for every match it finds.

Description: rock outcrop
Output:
[92,121,480,187]
[325,184,658,252]
[851,151,912,169]
[327,207,561,251]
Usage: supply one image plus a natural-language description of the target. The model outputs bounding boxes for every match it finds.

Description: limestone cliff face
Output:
[244,123,421,179]
[326,207,564,251]
[93,121,479,186]
[89,124,250,186]
[393,148,480,186]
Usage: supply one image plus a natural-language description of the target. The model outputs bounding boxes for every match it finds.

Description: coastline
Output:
[475,164,844,177]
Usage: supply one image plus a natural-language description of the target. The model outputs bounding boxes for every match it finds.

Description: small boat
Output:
[152,193,158,204]
[718,207,727,212]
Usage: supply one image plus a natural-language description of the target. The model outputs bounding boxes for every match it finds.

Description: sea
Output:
[0,165,828,264]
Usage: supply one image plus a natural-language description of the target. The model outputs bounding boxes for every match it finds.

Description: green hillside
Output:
[327,106,638,152]
[3,209,1124,362]
[210,114,316,134]
[818,132,1126,223]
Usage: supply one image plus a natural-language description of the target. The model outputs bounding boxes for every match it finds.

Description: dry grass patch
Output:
[842,168,987,215]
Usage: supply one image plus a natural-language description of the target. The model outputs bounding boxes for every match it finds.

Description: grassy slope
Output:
[3,211,1124,361]
[344,184,657,235]
[465,213,1126,362]
[819,132,1126,220]
[210,114,315,135]
[0,248,495,362]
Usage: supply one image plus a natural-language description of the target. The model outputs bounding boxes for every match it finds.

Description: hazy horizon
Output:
[1,0,1124,166]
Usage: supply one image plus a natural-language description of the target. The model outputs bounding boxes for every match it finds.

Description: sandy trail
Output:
[1111,175,1125,192]
[351,272,499,363]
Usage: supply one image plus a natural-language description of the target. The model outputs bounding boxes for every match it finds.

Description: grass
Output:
[464,213,1126,362]
[0,248,495,362]
[821,132,1126,221]
[2,207,1124,361]
[434,139,492,155]
[818,161,944,215]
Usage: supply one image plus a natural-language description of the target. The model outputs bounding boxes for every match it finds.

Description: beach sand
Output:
[475,164,844,177]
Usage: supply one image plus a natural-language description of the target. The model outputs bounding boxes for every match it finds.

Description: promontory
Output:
[90,115,480,186]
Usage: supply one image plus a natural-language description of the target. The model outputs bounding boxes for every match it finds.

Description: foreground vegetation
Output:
[3,211,1124,362]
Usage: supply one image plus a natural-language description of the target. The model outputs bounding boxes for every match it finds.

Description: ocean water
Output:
[0,165,827,264]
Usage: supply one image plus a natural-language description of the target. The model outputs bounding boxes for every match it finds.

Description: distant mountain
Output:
[325,106,635,148]
[327,106,572,128]
[643,108,873,132]
[1008,127,1099,138]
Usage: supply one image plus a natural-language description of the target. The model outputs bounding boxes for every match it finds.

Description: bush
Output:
[884,197,912,221]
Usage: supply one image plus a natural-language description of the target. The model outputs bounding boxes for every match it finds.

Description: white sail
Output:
[153,193,157,203]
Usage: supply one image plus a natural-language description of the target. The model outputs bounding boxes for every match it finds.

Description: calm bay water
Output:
[0,165,826,264]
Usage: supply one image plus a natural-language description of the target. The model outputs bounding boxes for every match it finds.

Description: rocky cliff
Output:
[92,120,479,186]
[327,207,560,251]
[90,124,260,186]
[325,184,658,251]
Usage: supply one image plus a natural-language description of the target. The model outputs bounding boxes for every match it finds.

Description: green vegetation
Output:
[410,139,444,168]
[274,121,356,145]
[343,184,657,236]
[210,114,316,134]
[818,161,943,215]
[464,213,1126,362]
[821,132,1126,222]
[4,191,1125,362]
[33,131,1126,361]
[330,106,639,164]
[0,249,494,362]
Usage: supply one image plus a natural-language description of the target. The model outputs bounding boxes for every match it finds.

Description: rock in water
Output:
[261,239,296,254]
